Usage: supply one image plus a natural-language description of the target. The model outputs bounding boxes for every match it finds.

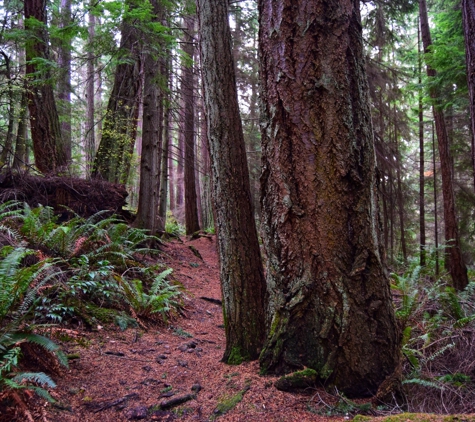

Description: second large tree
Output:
[258,0,399,396]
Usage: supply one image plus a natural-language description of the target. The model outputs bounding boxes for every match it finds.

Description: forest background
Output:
[2,0,475,418]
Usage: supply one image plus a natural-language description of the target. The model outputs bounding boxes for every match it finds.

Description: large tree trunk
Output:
[183,16,200,235]
[24,0,66,174]
[197,0,267,363]
[258,0,400,396]
[419,0,468,290]
[134,4,163,235]
[92,0,142,183]
[462,0,475,192]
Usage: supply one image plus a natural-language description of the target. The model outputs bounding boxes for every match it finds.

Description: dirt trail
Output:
[44,236,344,422]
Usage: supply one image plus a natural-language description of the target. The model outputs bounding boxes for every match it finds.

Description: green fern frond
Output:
[11,371,56,388]
[402,378,443,389]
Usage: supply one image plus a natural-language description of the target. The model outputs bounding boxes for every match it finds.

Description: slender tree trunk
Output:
[85,6,95,178]
[13,90,28,169]
[159,55,172,232]
[419,0,468,290]
[418,21,426,266]
[432,122,440,277]
[0,52,14,165]
[395,129,407,264]
[24,0,66,174]
[462,0,475,192]
[183,16,200,235]
[258,0,399,396]
[197,0,267,363]
[176,101,185,211]
[57,0,72,164]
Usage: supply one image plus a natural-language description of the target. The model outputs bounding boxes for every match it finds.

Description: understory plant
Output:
[0,202,183,328]
[391,249,475,413]
[0,242,68,407]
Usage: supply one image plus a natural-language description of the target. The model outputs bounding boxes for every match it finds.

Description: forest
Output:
[0,0,475,420]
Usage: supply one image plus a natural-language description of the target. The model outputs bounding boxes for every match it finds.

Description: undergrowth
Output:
[0,202,184,417]
[391,249,475,414]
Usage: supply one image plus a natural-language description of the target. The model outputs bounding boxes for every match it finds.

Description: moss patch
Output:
[226,347,249,365]
[212,385,250,419]
[274,368,318,392]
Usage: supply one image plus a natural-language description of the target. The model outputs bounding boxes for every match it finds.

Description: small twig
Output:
[93,393,139,413]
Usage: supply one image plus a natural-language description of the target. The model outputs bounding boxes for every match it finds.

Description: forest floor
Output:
[16,235,467,422]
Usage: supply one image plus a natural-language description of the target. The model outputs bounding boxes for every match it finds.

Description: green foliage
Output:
[0,203,182,329]
[392,255,475,411]
[165,212,184,237]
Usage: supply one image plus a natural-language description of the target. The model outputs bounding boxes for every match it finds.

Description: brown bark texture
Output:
[92,0,142,183]
[24,0,67,174]
[197,0,267,363]
[183,16,200,235]
[419,0,468,290]
[134,23,163,235]
[462,0,475,192]
[258,0,400,396]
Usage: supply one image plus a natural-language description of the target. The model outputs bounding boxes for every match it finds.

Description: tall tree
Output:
[258,0,400,396]
[57,0,72,163]
[419,0,468,290]
[183,15,200,235]
[85,4,96,178]
[134,0,165,236]
[197,0,267,363]
[462,0,475,192]
[24,0,67,173]
[92,0,142,183]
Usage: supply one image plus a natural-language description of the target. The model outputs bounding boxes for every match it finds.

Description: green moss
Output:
[227,347,249,365]
[212,385,250,420]
[274,368,318,392]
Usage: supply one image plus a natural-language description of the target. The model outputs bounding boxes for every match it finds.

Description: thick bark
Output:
[134,45,162,234]
[462,0,475,192]
[258,0,399,396]
[197,0,267,363]
[24,0,66,174]
[419,0,468,290]
[92,0,142,183]
[183,16,200,235]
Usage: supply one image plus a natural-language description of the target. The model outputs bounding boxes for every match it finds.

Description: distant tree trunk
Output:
[418,22,426,266]
[197,0,267,363]
[395,129,407,264]
[462,0,475,192]
[85,6,95,178]
[92,0,142,183]
[432,122,440,277]
[176,100,185,211]
[134,31,163,235]
[57,0,72,164]
[0,52,15,165]
[183,16,200,235]
[158,55,172,232]
[258,0,399,396]
[169,141,176,213]
[420,0,468,290]
[24,0,66,174]
[13,90,28,169]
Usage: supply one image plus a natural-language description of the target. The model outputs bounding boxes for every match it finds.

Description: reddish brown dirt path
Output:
[44,236,345,422]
